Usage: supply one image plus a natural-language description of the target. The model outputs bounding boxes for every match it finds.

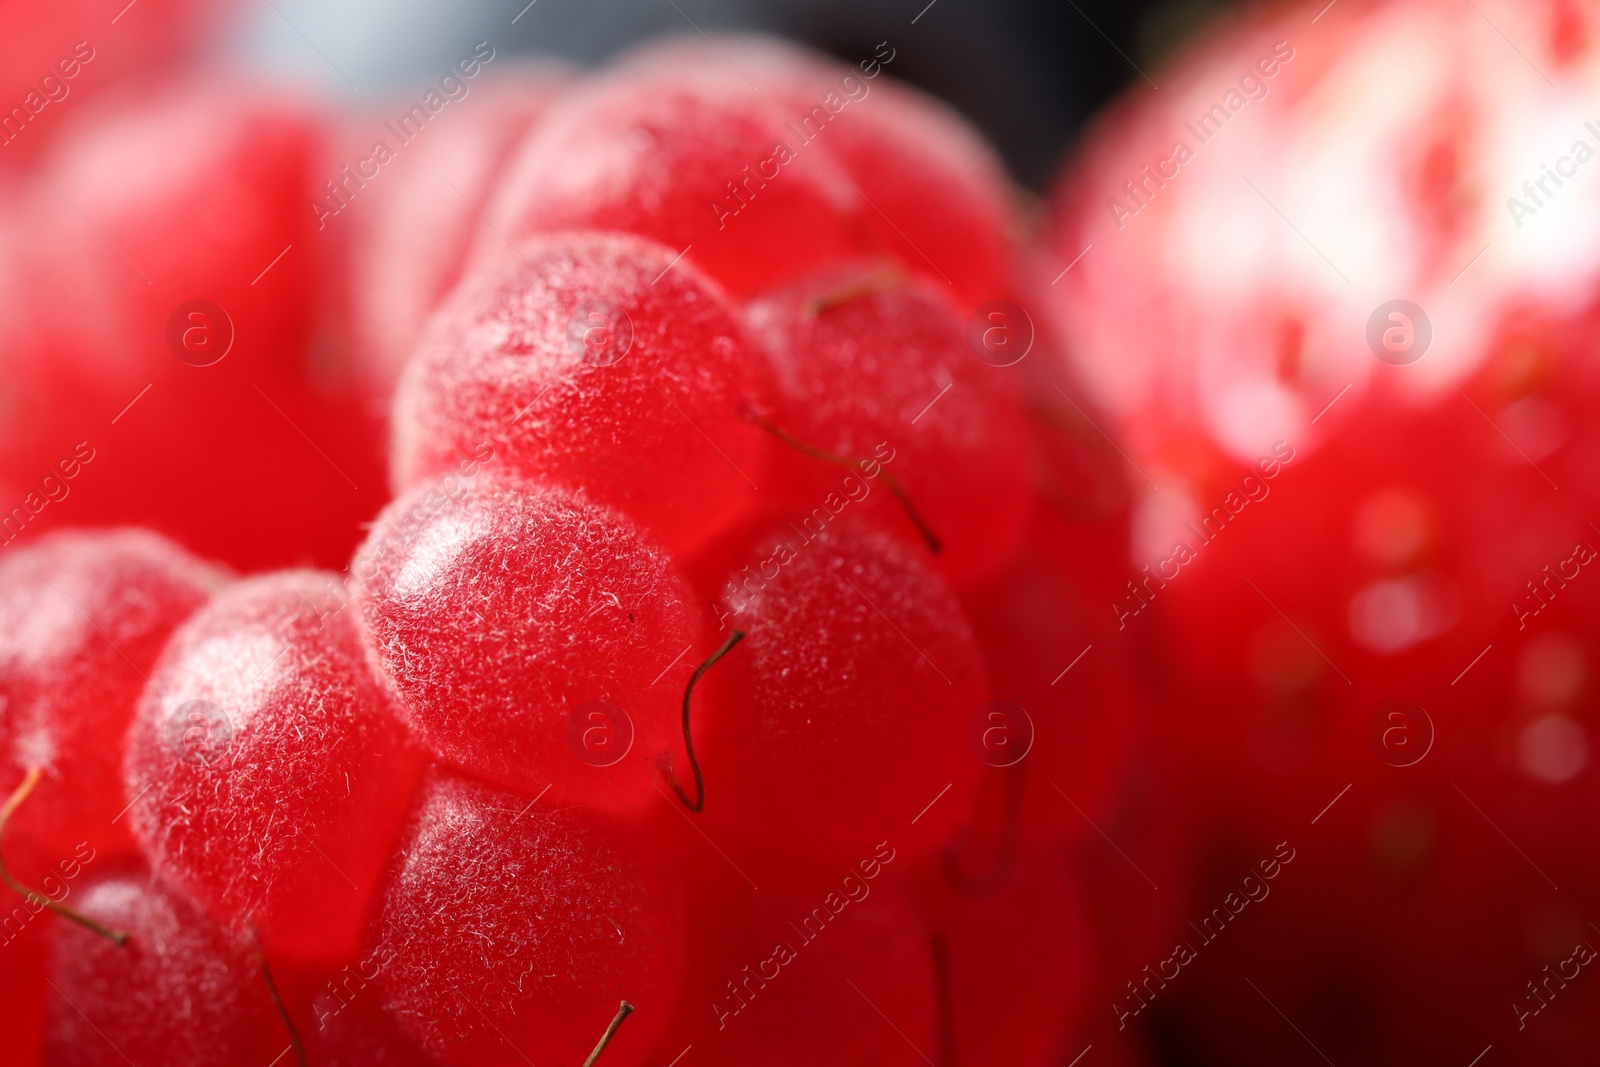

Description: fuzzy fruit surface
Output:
[393,231,770,556]
[744,264,1033,589]
[357,476,702,809]
[0,529,224,886]
[697,517,988,862]
[125,570,422,962]
[371,772,686,1067]
[42,871,285,1066]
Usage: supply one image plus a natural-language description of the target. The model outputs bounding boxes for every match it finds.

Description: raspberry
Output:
[355,476,701,810]
[124,570,422,961]
[743,264,1033,589]
[392,231,771,556]
[41,870,288,1066]
[483,59,863,298]
[0,529,223,888]
[1043,0,1600,1057]
[369,772,686,1067]
[0,30,1152,1067]
[345,61,573,393]
[693,517,988,863]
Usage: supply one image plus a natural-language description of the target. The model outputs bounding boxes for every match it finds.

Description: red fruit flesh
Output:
[392,230,771,556]
[41,871,286,1066]
[0,528,224,887]
[694,517,988,863]
[743,265,1034,589]
[0,31,1140,1067]
[124,570,422,962]
[356,476,702,811]
[371,771,686,1067]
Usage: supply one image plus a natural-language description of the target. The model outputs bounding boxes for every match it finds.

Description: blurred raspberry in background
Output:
[1044,0,1600,1063]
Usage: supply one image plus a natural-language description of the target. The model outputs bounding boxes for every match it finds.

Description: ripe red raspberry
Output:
[1043,0,1600,1058]
[693,517,988,863]
[344,61,573,393]
[124,570,422,962]
[743,265,1033,589]
[0,528,223,888]
[41,870,288,1066]
[355,476,701,811]
[392,231,771,556]
[369,771,686,1067]
[0,31,1140,1066]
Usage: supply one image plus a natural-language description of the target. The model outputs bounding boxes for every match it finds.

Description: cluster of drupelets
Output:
[0,32,1164,1067]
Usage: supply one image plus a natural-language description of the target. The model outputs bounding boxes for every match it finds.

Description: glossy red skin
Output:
[345,61,574,394]
[690,516,988,864]
[657,835,939,1067]
[484,58,865,298]
[0,83,386,572]
[41,870,286,1066]
[743,265,1034,590]
[392,230,771,557]
[124,570,423,962]
[355,476,702,811]
[0,528,224,887]
[370,771,687,1067]
[619,34,1018,309]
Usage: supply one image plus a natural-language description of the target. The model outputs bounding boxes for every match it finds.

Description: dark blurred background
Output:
[235,0,1241,189]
